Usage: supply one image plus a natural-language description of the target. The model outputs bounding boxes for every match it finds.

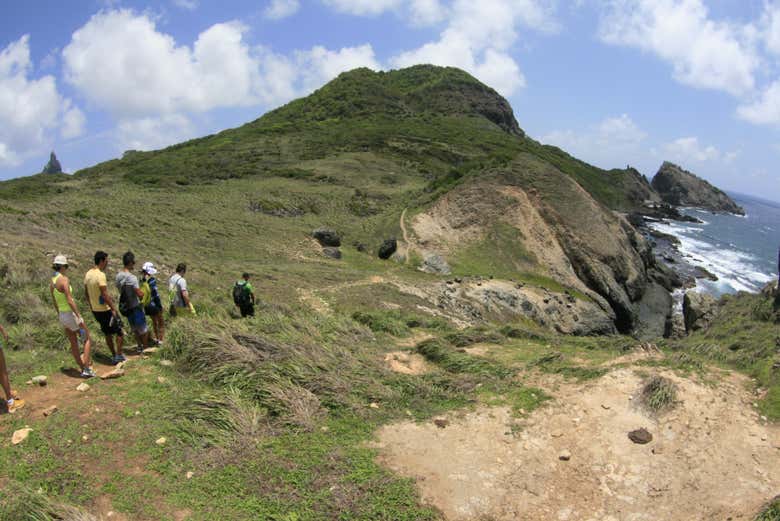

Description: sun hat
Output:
[53,254,68,266]
[141,261,158,275]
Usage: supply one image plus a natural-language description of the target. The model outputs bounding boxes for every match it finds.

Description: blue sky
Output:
[1,0,780,201]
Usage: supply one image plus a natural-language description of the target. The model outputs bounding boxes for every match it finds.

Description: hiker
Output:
[141,262,164,345]
[50,255,95,377]
[116,251,150,351]
[84,251,125,364]
[0,322,24,412]
[233,272,256,318]
[168,263,195,317]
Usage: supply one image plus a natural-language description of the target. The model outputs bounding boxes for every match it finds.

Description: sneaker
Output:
[81,367,96,378]
[7,398,25,413]
[112,354,127,364]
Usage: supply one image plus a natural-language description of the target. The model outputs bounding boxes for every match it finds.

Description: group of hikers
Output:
[0,251,256,414]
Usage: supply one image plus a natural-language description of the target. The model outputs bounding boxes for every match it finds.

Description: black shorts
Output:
[145,303,162,317]
[93,311,124,337]
[240,304,254,317]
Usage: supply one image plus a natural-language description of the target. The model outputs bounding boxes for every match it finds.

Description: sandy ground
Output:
[372,368,780,521]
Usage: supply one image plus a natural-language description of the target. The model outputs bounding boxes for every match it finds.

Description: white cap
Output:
[53,254,68,266]
[141,261,157,275]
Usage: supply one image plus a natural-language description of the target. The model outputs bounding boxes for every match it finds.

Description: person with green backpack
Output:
[141,262,164,345]
[116,251,150,352]
[233,273,255,318]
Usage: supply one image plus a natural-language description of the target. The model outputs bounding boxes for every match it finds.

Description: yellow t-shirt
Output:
[84,267,110,312]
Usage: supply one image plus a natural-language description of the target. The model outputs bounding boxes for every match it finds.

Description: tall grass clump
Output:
[416,338,511,377]
[0,479,98,521]
[755,496,780,521]
[639,375,678,414]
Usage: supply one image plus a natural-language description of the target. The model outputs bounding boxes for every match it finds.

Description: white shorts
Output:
[58,312,81,333]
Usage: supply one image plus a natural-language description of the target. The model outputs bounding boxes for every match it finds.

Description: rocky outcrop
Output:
[42,151,62,174]
[378,239,397,260]
[683,290,717,333]
[651,162,744,215]
[312,228,341,247]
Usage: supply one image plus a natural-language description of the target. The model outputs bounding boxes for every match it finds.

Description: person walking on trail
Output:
[84,251,125,364]
[233,273,255,318]
[50,255,95,378]
[0,322,24,413]
[116,251,150,352]
[141,262,164,345]
[168,263,195,317]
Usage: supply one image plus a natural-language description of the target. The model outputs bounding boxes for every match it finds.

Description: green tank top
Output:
[51,273,72,313]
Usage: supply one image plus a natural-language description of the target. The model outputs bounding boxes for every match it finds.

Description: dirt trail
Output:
[372,367,780,521]
[400,208,412,264]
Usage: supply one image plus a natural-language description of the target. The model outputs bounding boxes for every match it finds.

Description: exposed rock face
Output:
[322,247,342,259]
[378,239,397,260]
[42,151,62,174]
[419,254,451,275]
[683,290,717,333]
[651,162,744,215]
[312,228,341,247]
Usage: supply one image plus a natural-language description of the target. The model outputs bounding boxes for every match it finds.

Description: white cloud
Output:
[296,44,380,92]
[762,2,780,55]
[264,0,300,20]
[391,0,557,97]
[322,0,448,26]
[117,114,195,151]
[323,0,403,16]
[408,0,448,26]
[737,80,780,124]
[598,0,758,96]
[172,0,198,9]
[0,35,84,167]
[663,136,724,163]
[541,114,647,169]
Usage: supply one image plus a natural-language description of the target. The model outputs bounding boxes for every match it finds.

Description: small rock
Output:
[551,430,564,438]
[100,368,125,380]
[142,347,159,355]
[320,426,330,432]
[322,246,342,260]
[156,437,167,446]
[628,428,653,444]
[31,375,47,386]
[107,512,114,518]
[76,383,90,392]
[186,471,194,479]
[43,405,58,417]
[11,427,32,445]
[761,416,768,422]
[558,450,572,461]
[369,402,380,409]
[159,360,174,367]
[157,376,168,384]
[82,435,89,442]
[601,404,611,410]
[761,434,768,441]
[433,418,449,429]
[134,410,141,416]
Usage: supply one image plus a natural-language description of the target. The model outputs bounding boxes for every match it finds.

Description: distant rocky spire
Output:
[42,151,63,174]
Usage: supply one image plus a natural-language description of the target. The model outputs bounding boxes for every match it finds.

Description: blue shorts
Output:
[127,307,148,335]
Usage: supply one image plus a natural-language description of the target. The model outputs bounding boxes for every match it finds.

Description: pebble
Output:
[559,450,572,461]
[76,383,90,392]
[551,430,564,438]
[31,375,47,386]
[157,376,168,384]
[159,360,174,367]
[433,418,449,428]
[82,435,89,442]
[369,402,380,409]
[186,471,194,479]
[628,428,653,445]
[42,405,58,417]
[142,347,159,355]
[156,437,167,446]
[601,404,611,410]
[11,427,32,445]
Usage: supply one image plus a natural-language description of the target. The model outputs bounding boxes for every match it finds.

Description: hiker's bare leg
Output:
[81,331,92,368]
[155,315,164,342]
[116,334,124,356]
[0,348,12,401]
[66,329,85,370]
[106,335,117,356]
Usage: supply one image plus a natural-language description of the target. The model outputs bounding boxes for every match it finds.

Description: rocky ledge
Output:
[651,162,744,215]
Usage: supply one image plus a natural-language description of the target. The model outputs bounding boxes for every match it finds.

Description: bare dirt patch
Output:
[384,351,432,375]
[372,368,780,520]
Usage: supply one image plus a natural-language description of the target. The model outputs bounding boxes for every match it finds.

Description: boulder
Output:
[378,238,397,260]
[31,375,47,386]
[419,254,451,275]
[312,228,341,247]
[41,151,62,174]
[12,427,32,445]
[628,428,653,444]
[322,247,342,259]
[683,290,717,333]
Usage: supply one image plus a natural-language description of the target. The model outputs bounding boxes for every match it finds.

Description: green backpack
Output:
[140,279,152,307]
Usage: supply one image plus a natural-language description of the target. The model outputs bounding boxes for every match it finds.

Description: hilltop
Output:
[0,66,777,520]
[651,161,745,215]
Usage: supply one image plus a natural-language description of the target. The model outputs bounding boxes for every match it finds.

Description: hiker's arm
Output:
[62,279,82,322]
[99,285,117,313]
[181,289,190,307]
[0,323,7,343]
[134,287,144,298]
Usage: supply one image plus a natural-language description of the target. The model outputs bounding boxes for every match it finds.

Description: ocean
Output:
[649,193,780,296]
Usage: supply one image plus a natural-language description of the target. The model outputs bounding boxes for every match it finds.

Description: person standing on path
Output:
[0,322,24,413]
[233,272,255,318]
[84,251,125,364]
[141,262,164,345]
[116,251,150,352]
[50,255,95,377]
[168,263,195,317]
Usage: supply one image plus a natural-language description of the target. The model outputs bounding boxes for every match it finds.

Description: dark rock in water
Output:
[693,266,718,282]
[42,151,63,174]
[637,203,703,223]
[628,428,653,444]
[378,238,397,259]
[322,247,341,259]
[683,290,717,333]
[651,161,744,215]
[312,228,341,247]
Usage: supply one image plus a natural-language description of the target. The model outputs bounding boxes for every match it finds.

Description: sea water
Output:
[650,193,780,296]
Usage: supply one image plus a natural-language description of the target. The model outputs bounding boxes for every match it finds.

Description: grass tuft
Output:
[639,375,678,414]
